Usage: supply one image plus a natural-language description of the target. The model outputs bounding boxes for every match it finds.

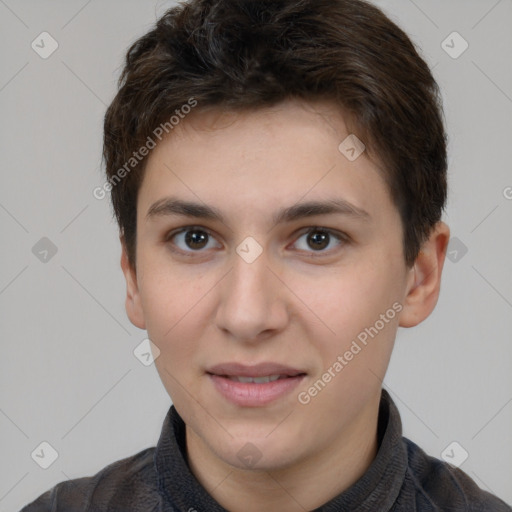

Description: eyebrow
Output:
[146,196,371,226]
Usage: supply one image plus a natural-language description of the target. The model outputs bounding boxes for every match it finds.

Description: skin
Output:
[121,99,450,511]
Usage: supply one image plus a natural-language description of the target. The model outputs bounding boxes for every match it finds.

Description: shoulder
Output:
[21,447,160,511]
[402,437,511,511]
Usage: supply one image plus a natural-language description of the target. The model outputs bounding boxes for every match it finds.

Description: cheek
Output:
[304,263,397,329]
[299,261,401,370]
[138,244,203,321]
[138,266,204,360]
[140,270,206,407]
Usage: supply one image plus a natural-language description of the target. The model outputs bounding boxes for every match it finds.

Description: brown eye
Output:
[184,229,209,250]
[293,228,346,254]
[166,227,221,255]
[307,230,330,250]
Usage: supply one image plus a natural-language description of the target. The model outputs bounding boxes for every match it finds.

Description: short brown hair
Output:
[103,0,447,268]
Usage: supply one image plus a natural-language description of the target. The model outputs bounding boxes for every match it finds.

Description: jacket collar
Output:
[154,388,407,511]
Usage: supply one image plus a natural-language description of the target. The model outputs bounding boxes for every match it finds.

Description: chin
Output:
[214,433,303,472]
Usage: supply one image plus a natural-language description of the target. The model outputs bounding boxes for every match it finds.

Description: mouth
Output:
[217,374,301,383]
[206,362,307,406]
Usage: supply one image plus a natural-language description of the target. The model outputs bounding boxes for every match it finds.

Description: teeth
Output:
[227,374,284,383]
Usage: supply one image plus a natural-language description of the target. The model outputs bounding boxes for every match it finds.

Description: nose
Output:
[214,246,289,343]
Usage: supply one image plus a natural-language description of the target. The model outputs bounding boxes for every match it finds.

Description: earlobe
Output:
[120,237,146,330]
[398,221,450,328]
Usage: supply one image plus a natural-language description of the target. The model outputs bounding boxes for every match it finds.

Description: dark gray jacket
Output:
[21,389,512,511]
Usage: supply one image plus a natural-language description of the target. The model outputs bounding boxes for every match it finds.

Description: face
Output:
[122,99,418,471]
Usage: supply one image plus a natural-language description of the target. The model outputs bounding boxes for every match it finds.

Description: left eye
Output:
[292,228,345,254]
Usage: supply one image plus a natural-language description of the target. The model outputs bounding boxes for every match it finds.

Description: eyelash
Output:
[164,225,349,258]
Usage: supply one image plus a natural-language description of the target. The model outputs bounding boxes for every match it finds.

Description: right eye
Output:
[165,226,222,256]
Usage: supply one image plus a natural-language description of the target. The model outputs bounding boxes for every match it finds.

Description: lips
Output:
[207,362,306,378]
[224,375,286,383]
[207,362,307,406]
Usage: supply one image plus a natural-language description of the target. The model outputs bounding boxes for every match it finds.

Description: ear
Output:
[120,235,146,330]
[399,221,450,328]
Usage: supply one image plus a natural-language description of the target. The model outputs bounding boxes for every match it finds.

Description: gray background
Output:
[1,0,511,510]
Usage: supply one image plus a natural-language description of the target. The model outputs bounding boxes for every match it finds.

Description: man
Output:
[23,0,512,510]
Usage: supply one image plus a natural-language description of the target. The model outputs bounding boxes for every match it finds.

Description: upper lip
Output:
[207,362,307,378]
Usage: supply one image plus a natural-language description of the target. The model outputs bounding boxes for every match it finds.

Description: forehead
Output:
[138,100,394,225]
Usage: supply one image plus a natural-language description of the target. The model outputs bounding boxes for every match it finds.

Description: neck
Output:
[185,394,381,512]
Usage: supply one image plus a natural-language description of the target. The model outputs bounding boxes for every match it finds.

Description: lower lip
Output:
[208,374,306,407]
